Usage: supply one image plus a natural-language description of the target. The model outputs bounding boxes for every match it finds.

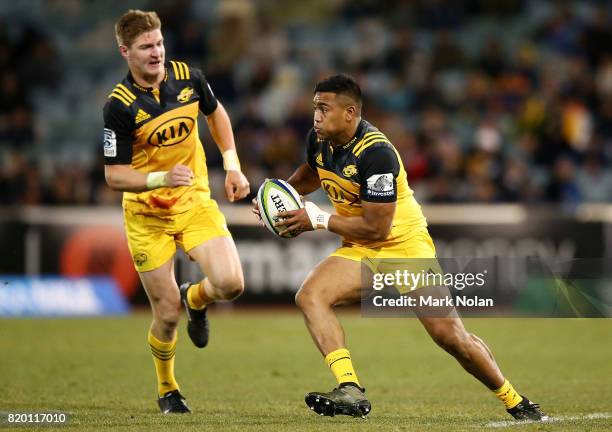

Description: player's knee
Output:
[295,287,319,312]
[224,279,244,300]
[152,296,181,330]
[155,310,180,331]
[295,289,306,310]
[212,274,244,300]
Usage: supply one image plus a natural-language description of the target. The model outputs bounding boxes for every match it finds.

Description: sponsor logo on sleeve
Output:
[366,173,394,196]
[103,128,117,157]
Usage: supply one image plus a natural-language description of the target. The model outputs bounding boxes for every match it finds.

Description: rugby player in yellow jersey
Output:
[255,74,546,421]
[103,10,249,413]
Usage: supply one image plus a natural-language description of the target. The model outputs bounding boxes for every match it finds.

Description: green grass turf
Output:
[1,311,611,431]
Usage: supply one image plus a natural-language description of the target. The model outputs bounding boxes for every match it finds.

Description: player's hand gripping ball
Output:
[256,179,303,237]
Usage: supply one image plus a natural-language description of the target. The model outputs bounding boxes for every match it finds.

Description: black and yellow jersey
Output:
[306,119,427,248]
[102,60,218,216]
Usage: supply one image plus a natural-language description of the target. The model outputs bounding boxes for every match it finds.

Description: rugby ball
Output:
[257,179,303,237]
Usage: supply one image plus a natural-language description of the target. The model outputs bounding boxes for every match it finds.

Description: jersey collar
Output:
[340,119,366,150]
[126,69,168,92]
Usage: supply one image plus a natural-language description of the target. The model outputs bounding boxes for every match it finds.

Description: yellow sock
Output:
[148,330,179,397]
[494,379,523,409]
[187,283,207,310]
[325,348,361,387]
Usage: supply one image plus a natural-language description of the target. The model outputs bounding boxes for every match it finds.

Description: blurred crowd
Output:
[1,0,612,207]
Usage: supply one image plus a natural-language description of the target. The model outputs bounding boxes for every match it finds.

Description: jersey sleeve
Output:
[102,100,134,165]
[305,129,318,170]
[191,67,219,115]
[357,146,400,202]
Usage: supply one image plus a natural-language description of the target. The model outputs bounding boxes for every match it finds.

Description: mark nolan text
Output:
[373,295,494,307]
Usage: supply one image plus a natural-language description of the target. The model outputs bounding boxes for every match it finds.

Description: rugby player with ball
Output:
[253,74,546,422]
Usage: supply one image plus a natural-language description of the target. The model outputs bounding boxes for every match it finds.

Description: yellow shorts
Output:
[331,228,440,294]
[331,228,436,261]
[123,199,231,272]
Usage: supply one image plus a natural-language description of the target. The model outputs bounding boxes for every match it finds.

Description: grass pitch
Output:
[1,311,611,431]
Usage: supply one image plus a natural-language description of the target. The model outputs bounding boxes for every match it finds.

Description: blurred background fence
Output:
[2,204,611,312]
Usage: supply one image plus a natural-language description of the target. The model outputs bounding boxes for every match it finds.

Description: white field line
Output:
[485,412,612,428]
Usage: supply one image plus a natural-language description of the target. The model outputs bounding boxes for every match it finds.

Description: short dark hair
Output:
[314,74,362,108]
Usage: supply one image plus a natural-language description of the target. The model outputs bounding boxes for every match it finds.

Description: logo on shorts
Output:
[133,253,148,267]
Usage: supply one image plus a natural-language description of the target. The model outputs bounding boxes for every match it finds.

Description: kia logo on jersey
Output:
[147,116,195,147]
[321,179,359,205]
